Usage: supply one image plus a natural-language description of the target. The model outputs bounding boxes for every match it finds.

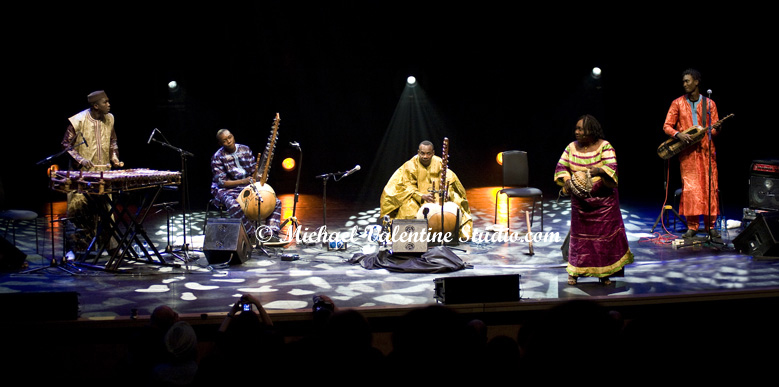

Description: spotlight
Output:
[407,75,416,86]
[168,80,179,91]
[282,157,296,171]
[591,67,602,79]
[496,152,503,165]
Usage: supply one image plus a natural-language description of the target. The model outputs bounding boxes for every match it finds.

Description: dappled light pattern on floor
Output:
[2,188,778,319]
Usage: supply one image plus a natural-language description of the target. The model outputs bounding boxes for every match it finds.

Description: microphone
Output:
[147,128,158,144]
[422,207,429,219]
[342,165,361,177]
[289,141,300,149]
[707,89,712,98]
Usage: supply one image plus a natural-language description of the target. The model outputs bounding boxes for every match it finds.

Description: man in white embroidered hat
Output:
[60,90,124,254]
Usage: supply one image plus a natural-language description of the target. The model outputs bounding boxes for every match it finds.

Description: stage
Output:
[3,187,778,319]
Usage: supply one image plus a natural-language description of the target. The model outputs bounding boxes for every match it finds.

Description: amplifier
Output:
[390,219,428,253]
[750,159,779,210]
[751,160,779,176]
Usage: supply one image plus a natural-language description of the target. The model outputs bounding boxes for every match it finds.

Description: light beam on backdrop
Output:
[358,75,449,201]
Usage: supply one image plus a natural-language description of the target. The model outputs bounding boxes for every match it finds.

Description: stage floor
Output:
[3,187,778,320]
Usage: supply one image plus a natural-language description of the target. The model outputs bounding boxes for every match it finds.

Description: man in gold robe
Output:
[380,140,472,240]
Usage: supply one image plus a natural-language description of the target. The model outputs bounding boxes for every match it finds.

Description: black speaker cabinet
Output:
[390,219,428,253]
[434,274,521,304]
[0,235,27,270]
[749,160,779,210]
[733,211,779,260]
[204,218,252,265]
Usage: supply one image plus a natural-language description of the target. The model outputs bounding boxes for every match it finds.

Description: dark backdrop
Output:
[4,3,772,221]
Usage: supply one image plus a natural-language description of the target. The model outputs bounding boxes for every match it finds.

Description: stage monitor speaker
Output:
[434,274,521,304]
[0,235,27,271]
[733,211,779,260]
[749,160,779,210]
[203,218,252,265]
[390,219,428,253]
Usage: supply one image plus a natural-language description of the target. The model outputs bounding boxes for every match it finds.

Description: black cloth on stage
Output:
[348,246,467,273]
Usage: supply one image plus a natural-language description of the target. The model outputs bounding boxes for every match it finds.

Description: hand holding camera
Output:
[235,294,274,325]
[312,295,336,313]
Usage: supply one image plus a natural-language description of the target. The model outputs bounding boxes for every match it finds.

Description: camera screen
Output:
[242,303,251,311]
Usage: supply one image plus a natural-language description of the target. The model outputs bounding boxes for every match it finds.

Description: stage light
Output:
[168,80,178,90]
[496,152,503,165]
[282,157,296,171]
[591,67,602,79]
[407,75,416,86]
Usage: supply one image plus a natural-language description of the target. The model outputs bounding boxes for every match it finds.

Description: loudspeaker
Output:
[0,235,26,270]
[203,218,252,265]
[390,219,428,253]
[434,274,520,304]
[734,211,779,260]
[749,175,779,210]
[749,160,779,210]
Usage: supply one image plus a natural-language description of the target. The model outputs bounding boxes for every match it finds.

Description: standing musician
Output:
[211,129,282,242]
[380,140,472,240]
[663,69,724,240]
[60,90,124,254]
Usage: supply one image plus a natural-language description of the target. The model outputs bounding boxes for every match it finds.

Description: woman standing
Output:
[554,115,634,285]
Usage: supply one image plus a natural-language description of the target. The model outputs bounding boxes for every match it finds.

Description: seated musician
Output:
[61,90,124,253]
[380,140,473,240]
[211,129,282,242]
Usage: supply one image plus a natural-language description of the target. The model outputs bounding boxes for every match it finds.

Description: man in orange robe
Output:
[663,69,725,239]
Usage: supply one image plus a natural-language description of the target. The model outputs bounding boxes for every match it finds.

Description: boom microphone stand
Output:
[25,137,89,274]
[315,165,360,229]
[148,128,195,267]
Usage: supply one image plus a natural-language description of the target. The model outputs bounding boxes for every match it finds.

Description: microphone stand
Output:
[315,167,356,229]
[704,93,726,248]
[26,141,89,274]
[280,143,302,235]
[150,131,195,268]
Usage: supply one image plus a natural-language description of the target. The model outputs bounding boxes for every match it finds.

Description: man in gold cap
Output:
[380,140,472,240]
[60,90,124,254]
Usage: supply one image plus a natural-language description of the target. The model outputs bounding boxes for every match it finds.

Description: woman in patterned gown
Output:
[554,115,634,285]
